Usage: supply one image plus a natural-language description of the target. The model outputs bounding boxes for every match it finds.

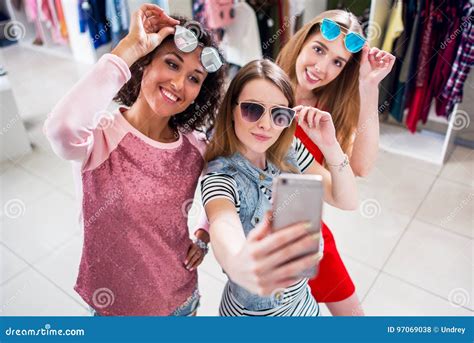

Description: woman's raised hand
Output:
[359,45,396,85]
[294,105,337,148]
[112,4,179,67]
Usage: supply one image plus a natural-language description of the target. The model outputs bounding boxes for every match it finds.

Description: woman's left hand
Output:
[358,45,396,85]
[294,106,337,148]
[184,242,205,271]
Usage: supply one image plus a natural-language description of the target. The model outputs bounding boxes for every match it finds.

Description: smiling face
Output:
[295,31,352,92]
[140,40,208,117]
[233,79,291,157]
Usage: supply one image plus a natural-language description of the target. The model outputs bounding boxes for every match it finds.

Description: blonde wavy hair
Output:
[277,10,365,154]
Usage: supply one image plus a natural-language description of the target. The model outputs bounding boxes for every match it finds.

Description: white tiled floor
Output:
[1,45,473,316]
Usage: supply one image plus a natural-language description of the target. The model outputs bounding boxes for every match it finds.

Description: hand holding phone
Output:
[271,173,324,278]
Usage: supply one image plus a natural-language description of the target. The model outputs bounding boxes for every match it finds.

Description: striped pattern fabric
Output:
[219,279,320,316]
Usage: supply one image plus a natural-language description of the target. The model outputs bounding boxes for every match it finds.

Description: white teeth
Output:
[306,69,320,82]
[162,88,178,102]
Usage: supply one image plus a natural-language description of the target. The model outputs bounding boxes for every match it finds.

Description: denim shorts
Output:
[90,289,200,316]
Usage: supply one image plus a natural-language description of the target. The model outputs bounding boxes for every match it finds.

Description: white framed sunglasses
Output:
[174,25,223,73]
[237,101,296,129]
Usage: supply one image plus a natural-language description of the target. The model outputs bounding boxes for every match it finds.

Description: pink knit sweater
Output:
[44,54,207,315]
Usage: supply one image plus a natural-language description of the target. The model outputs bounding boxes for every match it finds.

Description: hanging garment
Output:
[423,0,461,120]
[12,0,22,11]
[204,0,235,29]
[192,0,207,26]
[417,0,452,123]
[24,0,45,44]
[405,0,437,132]
[288,0,305,34]
[54,0,68,40]
[79,0,111,49]
[437,0,474,117]
[288,0,305,35]
[220,1,262,67]
[106,0,130,48]
[272,0,283,58]
[390,0,423,122]
[41,0,67,45]
[248,0,279,59]
[381,0,404,52]
[406,0,455,132]
[379,0,409,112]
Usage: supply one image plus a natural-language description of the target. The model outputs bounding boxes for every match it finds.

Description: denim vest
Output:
[206,150,302,311]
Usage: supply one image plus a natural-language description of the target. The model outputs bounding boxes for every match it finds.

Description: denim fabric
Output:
[206,151,301,311]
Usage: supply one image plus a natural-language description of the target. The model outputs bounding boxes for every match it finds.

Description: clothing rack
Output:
[4,0,74,59]
[368,0,465,165]
[3,0,185,64]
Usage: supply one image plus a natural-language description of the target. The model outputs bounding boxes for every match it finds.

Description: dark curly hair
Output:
[114,16,227,134]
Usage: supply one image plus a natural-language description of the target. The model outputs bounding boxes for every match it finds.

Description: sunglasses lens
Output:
[271,107,295,128]
[321,19,340,41]
[345,33,365,53]
[174,26,198,53]
[240,102,265,122]
[201,47,223,73]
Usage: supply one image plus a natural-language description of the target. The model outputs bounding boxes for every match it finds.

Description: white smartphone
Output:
[271,173,324,278]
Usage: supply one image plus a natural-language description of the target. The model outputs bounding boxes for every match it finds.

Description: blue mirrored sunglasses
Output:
[319,18,366,53]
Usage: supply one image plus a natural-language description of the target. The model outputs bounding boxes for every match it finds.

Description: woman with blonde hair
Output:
[277,9,395,316]
[201,59,358,316]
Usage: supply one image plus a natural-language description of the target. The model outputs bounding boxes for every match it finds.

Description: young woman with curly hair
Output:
[44,4,226,316]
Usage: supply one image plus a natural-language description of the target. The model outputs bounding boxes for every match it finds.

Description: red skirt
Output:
[310,223,355,302]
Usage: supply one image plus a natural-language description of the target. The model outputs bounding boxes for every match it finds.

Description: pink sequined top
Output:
[44,54,207,315]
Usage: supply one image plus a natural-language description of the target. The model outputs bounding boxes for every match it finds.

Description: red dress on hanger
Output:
[295,125,356,302]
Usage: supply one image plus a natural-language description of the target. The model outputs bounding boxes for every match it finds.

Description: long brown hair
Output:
[277,10,364,154]
[205,59,298,172]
